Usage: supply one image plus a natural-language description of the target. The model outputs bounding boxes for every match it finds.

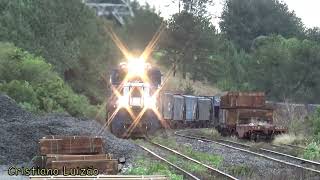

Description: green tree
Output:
[247,35,320,103]
[163,11,218,80]
[0,0,114,103]
[182,0,213,16]
[305,27,320,43]
[121,1,164,51]
[220,0,304,50]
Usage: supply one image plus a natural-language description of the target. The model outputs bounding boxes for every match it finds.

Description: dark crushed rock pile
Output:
[0,94,139,165]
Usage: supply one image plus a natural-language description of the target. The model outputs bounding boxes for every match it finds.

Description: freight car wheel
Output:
[250,133,258,142]
[265,134,273,142]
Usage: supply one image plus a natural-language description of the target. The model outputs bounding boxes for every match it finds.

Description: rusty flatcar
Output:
[218,92,287,140]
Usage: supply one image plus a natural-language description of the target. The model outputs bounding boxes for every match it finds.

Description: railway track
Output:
[270,143,306,150]
[218,139,320,167]
[174,131,320,175]
[138,140,238,180]
[284,144,306,150]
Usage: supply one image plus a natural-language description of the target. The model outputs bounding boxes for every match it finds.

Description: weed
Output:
[153,135,223,167]
[228,165,253,177]
[124,156,183,180]
[188,163,207,173]
[185,147,223,167]
[168,155,207,174]
[153,136,178,148]
[168,154,179,163]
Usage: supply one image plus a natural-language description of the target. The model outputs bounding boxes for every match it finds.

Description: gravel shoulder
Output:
[0,94,140,176]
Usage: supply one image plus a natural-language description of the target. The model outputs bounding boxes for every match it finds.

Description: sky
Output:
[137,0,320,28]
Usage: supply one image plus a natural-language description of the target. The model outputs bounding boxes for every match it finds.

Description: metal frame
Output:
[84,0,134,25]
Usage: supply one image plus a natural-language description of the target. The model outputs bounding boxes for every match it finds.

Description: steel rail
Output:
[148,141,238,180]
[138,145,200,180]
[174,132,320,174]
[218,139,320,166]
[259,142,306,150]
[284,144,306,150]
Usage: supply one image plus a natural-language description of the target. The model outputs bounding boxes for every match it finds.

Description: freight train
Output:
[161,92,287,140]
[107,60,286,140]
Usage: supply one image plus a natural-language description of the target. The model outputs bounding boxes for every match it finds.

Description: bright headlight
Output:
[117,96,128,107]
[127,57,146,76]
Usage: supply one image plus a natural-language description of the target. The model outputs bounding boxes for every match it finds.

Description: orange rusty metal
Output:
[237,108,274,124]
[219,92,287,139]
[39,136,104,155]
[221,92,266,109]
[38,136,119,175]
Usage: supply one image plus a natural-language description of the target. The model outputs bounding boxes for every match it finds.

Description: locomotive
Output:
[107,57,162,138]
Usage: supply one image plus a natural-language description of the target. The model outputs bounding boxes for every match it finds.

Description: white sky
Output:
[138,0,320,28]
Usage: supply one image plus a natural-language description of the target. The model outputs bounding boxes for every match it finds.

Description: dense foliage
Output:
[163,11,218,80]
[248,36,320,102]
[0,0,320,114]
[162,0,320,103]
[122,1,163,51]
[220,0,304,50]
[0,0,116,104]
[0,42,97,117]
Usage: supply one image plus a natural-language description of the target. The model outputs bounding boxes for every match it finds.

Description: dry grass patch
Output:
[273,134,304,145]
[159,65,221,96]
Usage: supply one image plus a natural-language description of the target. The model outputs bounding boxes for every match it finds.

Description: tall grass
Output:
[273,134,304,145]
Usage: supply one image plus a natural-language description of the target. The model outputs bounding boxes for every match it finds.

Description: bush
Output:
[0,80,39,109]
[0,42,97,117]
[310,108,320,136]
[35,77,97,117]
[303,142,320,160]
[183,82,195,95]
[19,102,41,113]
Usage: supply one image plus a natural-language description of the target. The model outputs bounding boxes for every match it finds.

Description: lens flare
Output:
[117,95,129,107]
[98,23,172,137]
[127,57,146,77]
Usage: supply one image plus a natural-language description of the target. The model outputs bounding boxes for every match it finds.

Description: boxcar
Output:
[197,97,212,127]
[184,95,198,125]
[162,93,174,120]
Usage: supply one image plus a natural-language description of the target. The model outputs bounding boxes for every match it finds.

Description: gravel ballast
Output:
[0,94,139,166]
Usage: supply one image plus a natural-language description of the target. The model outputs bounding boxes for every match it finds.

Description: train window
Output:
[131,87,142,97]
